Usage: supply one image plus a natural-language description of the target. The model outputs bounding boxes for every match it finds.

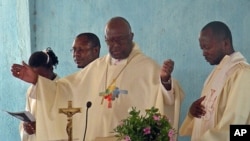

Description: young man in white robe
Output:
[20,33,101,141]
[179,21,250,141]
[71,32,100,69]
[12,17,184,141]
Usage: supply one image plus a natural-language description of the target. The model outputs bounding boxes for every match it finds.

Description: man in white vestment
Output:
[12,17,184,141]
[179,21,250,141]
[20,33,101,141]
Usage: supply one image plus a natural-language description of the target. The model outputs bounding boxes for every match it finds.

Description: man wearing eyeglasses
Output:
[11,17,184,141]
[71,33,100,68]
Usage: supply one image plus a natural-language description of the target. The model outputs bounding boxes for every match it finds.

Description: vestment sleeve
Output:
[179,112,194,136]
[157,78,185,140]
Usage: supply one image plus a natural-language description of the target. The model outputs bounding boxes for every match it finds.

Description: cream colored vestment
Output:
[20,76,60,141]
[34,44,184,141]
[180,52,250,141]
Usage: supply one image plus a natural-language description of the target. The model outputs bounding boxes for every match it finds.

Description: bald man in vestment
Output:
[12,17,184,141]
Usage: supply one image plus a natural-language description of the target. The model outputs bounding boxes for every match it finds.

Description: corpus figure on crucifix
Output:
[59,101,81,141]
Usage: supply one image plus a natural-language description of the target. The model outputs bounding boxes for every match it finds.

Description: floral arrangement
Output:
[113,107,176,141]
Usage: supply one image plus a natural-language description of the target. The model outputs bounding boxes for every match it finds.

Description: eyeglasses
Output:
[70,48,92,53]
[105,34,130,46]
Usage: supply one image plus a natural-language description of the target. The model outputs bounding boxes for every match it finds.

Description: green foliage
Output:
[113,107,176,141]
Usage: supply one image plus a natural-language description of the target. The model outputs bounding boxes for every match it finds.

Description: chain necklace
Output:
[104,52,139,89]
[100,52,139,106]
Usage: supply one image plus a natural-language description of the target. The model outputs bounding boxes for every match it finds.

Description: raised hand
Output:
[11,61,38,84]
[160,59,174,82]
[189,96,206,118]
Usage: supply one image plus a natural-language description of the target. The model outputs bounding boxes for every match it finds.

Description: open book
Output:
[4,110,35,122]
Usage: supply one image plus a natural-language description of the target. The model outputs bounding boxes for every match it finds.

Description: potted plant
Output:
[113,107,176,141]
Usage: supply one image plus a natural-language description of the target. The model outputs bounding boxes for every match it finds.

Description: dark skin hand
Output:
[160,59,174,91]
[23,121,36,135]
[189,96,206,118]
[11,61,38,85]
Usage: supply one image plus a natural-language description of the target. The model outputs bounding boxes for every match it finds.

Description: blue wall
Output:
[0,0,31,140]
[1,0,250,140]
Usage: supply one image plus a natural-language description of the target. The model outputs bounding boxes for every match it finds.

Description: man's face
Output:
[105,19,134,60]
[105,33,133,59]
[199,28,225,65]
[71,37,98,68]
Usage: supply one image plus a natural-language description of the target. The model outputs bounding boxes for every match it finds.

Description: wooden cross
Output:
[59,101,81,141]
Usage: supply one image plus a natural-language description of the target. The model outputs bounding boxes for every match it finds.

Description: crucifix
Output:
[59,101,81,141]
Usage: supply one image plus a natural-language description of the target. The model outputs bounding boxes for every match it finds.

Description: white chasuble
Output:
[180,52,250,141]
[35,43,184,141]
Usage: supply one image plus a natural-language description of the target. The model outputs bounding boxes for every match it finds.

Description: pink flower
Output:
[168,129,175,141]
[153,115,160,121]
[124,136,131,141]
[143,127,151,135]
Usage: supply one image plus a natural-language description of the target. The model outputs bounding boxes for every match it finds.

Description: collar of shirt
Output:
[111,58,127,65]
